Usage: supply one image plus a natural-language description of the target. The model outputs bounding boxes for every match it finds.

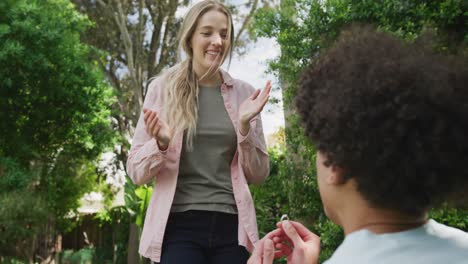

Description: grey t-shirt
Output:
[325,219,468,264]
[171,85,238,214]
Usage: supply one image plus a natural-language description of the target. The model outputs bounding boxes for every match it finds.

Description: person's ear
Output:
[327,166,346,185]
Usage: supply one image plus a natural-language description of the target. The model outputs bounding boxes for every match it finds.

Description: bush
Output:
[60,248,95,264]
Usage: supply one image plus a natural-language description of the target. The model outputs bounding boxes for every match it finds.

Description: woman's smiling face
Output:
[190,9,229,75]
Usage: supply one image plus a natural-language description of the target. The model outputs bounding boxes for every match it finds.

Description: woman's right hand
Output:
[143,108,172,151]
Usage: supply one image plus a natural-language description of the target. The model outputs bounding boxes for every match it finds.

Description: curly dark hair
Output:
[296,25,468,215]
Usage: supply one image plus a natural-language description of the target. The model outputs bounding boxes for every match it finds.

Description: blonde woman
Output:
[126,1,271,263]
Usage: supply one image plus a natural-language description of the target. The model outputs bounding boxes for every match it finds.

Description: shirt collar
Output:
[219,69,234,88]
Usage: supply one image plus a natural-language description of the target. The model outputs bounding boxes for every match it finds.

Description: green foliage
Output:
[51,159,102,231]
[0,258,27,264]
[0,0,116,260]
[60,248,95,264]
[251,0,467,262]
[134,185,153,228]
[0,157,49,258]
[0,0,115,162]
[430,206,468,231]
[121,175,155,229]
[254,0,467,102]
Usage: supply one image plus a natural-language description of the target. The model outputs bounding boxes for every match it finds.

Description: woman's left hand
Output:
[238,81,271,135]
[247,229,281,264]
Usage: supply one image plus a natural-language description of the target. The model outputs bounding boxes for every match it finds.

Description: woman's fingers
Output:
[247,239,264,264]
[249,89,261,100]
[265,80,272,94]
[143,110,150,123]
[145,110,159,138]
[153,122,162,139]
[144,109,156,124]
[143,109,162,138]
[263,239,275,263]
[255,81,271,110]
[149,116,159,136]
[259,81,272,100]
[250,80,271,102]
[144,112,153,133]
[258,93,269,111]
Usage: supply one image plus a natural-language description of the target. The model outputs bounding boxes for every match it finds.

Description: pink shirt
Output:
[126,69,270,262]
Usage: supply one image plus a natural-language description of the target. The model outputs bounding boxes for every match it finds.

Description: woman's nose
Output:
[211,34,223,46]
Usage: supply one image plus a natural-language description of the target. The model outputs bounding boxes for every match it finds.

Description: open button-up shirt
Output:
[126,69,270,263]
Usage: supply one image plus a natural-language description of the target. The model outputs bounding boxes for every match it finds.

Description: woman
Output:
[126,1,271,263]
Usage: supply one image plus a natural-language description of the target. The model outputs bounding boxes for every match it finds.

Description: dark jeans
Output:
[159,210,250,264]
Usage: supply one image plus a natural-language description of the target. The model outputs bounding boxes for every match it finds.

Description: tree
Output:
[0,0,115,261]
[251,0,467,262]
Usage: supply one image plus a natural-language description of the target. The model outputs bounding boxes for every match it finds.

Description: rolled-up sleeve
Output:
[126,79,167,185]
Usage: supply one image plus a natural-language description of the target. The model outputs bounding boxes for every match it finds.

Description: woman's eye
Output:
[221,34,227,39]
[201,32,210,36]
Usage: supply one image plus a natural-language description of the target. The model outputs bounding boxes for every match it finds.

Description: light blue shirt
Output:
[325,219,468,264]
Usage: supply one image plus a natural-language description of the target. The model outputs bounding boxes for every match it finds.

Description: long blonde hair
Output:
[164,0,234,150]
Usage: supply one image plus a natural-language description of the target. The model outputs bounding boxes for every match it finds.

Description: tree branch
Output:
[234,0,259,49]
[147,11,164,81]
[112,0,142,110]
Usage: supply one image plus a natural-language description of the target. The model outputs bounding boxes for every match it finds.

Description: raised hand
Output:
[143,108,172,151]
[238,81,272,135]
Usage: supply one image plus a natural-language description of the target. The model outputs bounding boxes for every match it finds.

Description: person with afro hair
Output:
[248,25,468,264]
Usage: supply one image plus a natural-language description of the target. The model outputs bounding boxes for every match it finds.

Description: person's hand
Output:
[238,81,271,135]
[247,233,276,264]
[272,220,321,264]
[143,108,172,150]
